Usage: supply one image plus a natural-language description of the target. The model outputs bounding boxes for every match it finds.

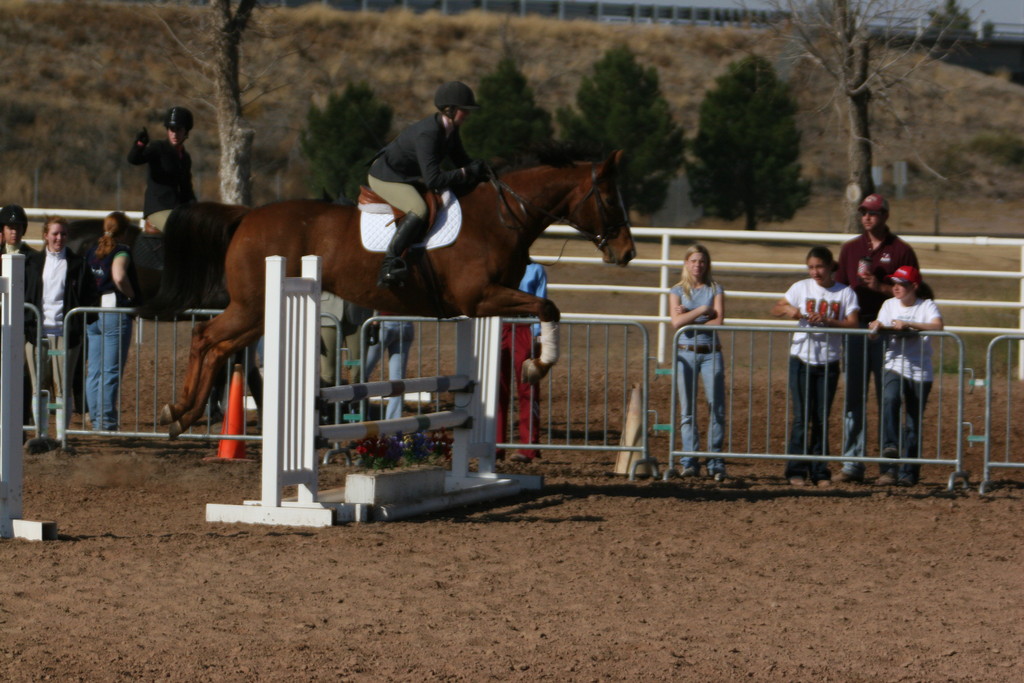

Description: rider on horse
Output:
[368,81,489,289]
[127,106,197,270]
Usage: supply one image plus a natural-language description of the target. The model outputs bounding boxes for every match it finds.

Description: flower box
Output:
[344,466,446,506]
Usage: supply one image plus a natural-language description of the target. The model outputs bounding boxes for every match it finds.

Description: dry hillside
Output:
[2,1,1024,226]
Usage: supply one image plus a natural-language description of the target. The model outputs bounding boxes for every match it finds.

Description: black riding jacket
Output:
[369,114,472,191]
[127,138,196,217]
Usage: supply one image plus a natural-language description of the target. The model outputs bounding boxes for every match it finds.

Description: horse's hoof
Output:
[167,420,183,440]
[158,404,176,426]
[521,359,551,384]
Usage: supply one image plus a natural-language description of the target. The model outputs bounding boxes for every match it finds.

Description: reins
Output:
[484,162,631,252]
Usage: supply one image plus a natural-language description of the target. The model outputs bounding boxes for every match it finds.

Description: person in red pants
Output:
[497,261,547,463]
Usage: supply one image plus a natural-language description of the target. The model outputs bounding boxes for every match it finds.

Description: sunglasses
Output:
[858,209,883,216]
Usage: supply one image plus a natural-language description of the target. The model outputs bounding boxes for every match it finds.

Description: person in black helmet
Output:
[0,204,35,434]
[127,106,197,234]
[0,204,34,257]
[368,81,488,289]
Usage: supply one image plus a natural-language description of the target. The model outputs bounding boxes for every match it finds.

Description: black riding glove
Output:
[465,160,489,184]
[135,127,149,146]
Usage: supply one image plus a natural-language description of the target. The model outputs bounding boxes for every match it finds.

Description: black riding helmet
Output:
[0,204,28,227]
[434,82,480,111]
[164,106,194,131]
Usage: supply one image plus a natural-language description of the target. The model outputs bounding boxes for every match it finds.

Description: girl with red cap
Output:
[867,266,943,486]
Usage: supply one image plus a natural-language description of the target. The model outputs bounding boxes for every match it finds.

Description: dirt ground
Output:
[3,213,1024,681]
[2,438,1022,682]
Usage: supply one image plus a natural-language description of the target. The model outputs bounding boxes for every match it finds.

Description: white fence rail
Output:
[22,210,1024,375]
[537,226,1024,375]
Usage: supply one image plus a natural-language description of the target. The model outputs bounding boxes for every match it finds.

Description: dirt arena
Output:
[3,409,1023,682]
[4,225,1024,680]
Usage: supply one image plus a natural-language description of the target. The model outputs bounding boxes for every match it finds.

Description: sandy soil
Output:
[3,219,1024,681]
[2,438,1022,682]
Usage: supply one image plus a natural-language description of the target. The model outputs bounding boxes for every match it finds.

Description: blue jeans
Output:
[881,370,931,483]
[85,312,133,430]
[675,349,725,474]
[841,331,884,474]
[362,320,414,421]
[785,357,840,481]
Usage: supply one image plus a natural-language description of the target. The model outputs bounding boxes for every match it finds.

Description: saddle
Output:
[358,186,443,229]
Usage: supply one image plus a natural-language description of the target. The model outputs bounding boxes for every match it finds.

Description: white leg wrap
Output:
[539,321,559,365]
[521,321,560,384]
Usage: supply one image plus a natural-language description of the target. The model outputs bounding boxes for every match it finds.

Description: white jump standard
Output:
[206,255,541,527]
[0,254,57,541]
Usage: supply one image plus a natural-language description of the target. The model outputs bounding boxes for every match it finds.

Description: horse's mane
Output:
[490,141,605,175]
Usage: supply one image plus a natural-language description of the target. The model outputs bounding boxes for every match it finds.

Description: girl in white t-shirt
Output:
[867,265,943,486]
[772,246,859,486]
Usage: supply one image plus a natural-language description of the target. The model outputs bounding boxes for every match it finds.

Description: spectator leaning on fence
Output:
[834,193,919,483]
[772,246,860,488]
[84,212,142,432]
[867,266,943,487]
[669,244,727,481]
[24,216,98,425]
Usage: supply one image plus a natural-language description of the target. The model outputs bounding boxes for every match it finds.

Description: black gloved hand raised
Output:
[135,127,149,146]
[465,159,489,184]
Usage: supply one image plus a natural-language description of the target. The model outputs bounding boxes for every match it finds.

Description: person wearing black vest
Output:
[368,81,488,289]
[84,212,142,431]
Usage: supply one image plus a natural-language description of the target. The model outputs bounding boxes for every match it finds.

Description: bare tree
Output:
[766,0,964,229]
[207,0,257,206]
[157,0,263,206]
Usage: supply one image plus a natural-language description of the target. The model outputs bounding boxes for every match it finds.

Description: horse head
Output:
[563,150,635,266]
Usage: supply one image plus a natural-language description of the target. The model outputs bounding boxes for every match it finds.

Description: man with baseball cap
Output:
[1,204,34,256]
[834,193,919,482]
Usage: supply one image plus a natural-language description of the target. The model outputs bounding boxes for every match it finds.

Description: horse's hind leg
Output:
[162,304,262,438]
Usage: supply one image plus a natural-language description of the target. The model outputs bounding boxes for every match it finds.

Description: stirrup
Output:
[377,257,409,289]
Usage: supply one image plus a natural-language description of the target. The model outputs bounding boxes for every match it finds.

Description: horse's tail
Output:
[135,202,250,319]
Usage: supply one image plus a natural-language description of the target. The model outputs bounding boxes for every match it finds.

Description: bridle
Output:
[487,162,631,251]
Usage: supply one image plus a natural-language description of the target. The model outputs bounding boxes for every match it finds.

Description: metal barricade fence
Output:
[979,334,1024,494]
[58,307,345,446]
[662,324,969,489]
[60,308,234,443]
[343,316,654,475]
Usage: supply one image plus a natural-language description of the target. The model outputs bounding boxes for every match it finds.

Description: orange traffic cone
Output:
[205,364,252,462]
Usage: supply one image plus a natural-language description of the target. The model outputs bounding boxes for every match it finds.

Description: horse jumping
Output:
[139,149,635,437]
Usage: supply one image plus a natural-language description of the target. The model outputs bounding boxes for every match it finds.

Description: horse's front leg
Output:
[467,285,560,384]
[160,318,214,429]
[172,331,260,438]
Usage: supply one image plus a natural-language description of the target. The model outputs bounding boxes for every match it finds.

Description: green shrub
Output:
[967,131,1024,167]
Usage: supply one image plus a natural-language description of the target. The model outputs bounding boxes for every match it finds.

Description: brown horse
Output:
[140,149,635,437]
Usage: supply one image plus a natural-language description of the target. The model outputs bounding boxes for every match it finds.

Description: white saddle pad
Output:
[359,190,462,252]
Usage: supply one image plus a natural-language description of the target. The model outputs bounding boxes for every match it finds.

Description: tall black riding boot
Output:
[377,213,427,289]
[133,232,165,271]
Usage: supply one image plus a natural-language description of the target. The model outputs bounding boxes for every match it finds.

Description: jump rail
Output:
[207,255,541,527]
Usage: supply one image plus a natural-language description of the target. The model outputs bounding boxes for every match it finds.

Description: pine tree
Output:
[928,0,972,31]
[461,57,553,160]
[687,55,809,230]
[300,82,392,202]
[557,46,683,215]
